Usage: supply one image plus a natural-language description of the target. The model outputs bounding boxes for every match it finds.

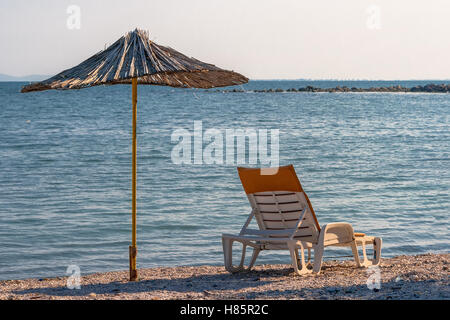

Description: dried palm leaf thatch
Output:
[21,29,248,93]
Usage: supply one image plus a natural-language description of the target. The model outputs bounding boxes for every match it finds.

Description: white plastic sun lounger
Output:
[222,165,382,275]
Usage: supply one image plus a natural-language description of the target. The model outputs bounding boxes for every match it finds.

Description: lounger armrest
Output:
[239,209,256,236]
[319,222,355,246]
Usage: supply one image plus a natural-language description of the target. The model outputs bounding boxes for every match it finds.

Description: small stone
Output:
[89,293,96,298]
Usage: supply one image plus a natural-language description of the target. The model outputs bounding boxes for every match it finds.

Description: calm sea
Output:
[0,80,448,280]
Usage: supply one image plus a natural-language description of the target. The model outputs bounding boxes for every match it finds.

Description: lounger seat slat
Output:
[242,228,296,235]
[264,223,312,228]
[258,202,305,213]
[265,221,314,230]
[269,235,313,239]
[261,212,307,221]
[263,218,302,222]
[260,209,305,214]
[256,201,300,205]
[260,211,306,216]
[223,234,314,243]
[266,226,310,230]
[254,193,298,204]
[254,191,296,196]
[264,222,300,227]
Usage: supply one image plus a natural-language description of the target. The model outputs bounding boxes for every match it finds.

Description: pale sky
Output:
[1,0,449,80]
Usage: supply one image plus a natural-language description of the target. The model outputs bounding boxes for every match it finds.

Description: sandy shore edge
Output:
[1,253,448,300]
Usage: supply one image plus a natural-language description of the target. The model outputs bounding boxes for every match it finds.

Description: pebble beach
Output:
[1,253,448,300]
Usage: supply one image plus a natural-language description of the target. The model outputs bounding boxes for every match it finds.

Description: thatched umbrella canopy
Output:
[22,29,247,92]
[22,28,248,281]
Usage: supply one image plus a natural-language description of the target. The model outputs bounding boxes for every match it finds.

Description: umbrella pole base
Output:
[129,246,138,281]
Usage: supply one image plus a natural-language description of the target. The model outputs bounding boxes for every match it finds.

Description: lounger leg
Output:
[246,247,261,271]
[222,237,259,273]
[354,237,382,268]
[295,247,301,266]
[299,246,307,271]
[313,245,324,274]
[372,237,382,266]
[359,241,377,267]
[362,241,369,266]
[351,240,362,268]
[222,238,244,273]
[289,241,312,275]
[222,237,234,272]
[239,244,247,269]
[288,241,300,274]
[306,248,312,268]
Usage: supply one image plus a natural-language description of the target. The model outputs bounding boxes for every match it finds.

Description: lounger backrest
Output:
[237,165,321,240]
[248,191,319,240]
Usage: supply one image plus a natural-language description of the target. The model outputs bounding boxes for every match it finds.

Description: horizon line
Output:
[1,74,449,83]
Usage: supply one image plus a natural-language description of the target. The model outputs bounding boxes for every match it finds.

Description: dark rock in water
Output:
[219,83,449,94]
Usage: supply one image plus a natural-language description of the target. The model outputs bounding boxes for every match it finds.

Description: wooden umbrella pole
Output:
[129,78,138,281]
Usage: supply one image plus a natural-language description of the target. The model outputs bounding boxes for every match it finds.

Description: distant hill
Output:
[0,74,49,82]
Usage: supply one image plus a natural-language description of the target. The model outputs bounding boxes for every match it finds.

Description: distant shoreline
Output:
[218,83,450,94]
[2,79,449,93]
[0,74,50,82]
[1,253,448,300]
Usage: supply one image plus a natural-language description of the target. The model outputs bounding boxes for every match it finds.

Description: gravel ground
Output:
[1,253,448,300]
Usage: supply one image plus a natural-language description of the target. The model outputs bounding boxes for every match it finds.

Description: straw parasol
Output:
[22,28,248,281]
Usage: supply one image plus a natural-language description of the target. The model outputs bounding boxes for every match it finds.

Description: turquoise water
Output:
[0,80,448,280]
